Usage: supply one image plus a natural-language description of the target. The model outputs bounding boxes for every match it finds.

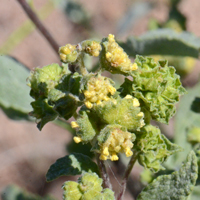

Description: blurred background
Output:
[1,0,200,199]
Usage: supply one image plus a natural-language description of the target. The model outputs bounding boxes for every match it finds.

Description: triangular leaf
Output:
[137,151,198,200]
[46,153,99,182]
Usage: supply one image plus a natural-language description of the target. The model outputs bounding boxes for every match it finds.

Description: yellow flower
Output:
[83,74,116,109]
[59,44,78,63]
[81,40,102,57]
[102,34,138,74]
[98,125,135,161]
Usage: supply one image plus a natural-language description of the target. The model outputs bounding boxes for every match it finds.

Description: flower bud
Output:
[59,44,78,63]
[81,40,102,57]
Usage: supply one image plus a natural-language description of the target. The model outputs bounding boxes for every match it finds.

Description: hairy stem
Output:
[75,53,88,75]
[117,150,139,200]
[96,154,112,190]
[17,0,59,54]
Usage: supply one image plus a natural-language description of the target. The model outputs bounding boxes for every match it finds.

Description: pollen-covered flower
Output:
[81,40,102,57]
[95,124,136,161]
[81,73,116,109]
[59,44,78,63]
[100,34,138,74]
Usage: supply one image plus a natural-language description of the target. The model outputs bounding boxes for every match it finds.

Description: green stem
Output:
[117,150,139,200]
[76,53,88,75]
[96,154,112,190]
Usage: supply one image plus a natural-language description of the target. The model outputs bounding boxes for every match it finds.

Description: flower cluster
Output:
[62,172,115,200]
[28,34,185,168]
[59,44,78,63]
[97,125,135,161]
[100,34,138,74]
[81,40,102,57]
[81,74,116,109]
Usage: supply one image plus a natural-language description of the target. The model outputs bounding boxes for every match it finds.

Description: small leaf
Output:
[0,56,32,120]
[46,153,99,182]
[30,99,58,130]
[1,185,56,200]
[119,29,200,58]
[137,151,198,200]
[135,125,182,172]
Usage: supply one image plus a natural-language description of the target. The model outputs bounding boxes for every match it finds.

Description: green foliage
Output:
[62,172,115,200]
[0,56,32,120]
[119,55,186,124]
[27,64,82,130]
[119,29,200,58]
[173,82,200,165]
[94,97,144,131]
[46,153,99,182]
[66,140,94,158]
[188,186,200,200]
[135,125,182,172]
[26,31,190,199]
[1,185,56,200]
[76,109,98,142]
[137,151,198,200]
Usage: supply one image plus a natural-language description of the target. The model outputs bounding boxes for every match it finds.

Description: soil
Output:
[0,0,200,199]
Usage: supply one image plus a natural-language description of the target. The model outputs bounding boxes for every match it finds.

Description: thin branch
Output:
[117,150,139,200]
[96,154,112,190]
[115,158,142,199]
[17,0,59,54]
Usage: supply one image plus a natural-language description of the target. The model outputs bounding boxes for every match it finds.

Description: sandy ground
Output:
[1,0,200,199]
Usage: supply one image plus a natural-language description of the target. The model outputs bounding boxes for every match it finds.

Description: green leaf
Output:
[30,98,58,130]
[188,186,200,200]
[137,151,198,200]
[135,125,182,172]
[119,29,200,58]
[66,140,94,158]
[46,153,99,182]
[173,82,200,165]
[1,185,56,200]
[0,56,32,120]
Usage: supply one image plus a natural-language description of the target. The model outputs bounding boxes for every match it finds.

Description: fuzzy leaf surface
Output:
[46,153,99,182]
[119,29,200,58]
[137,151,198,200]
